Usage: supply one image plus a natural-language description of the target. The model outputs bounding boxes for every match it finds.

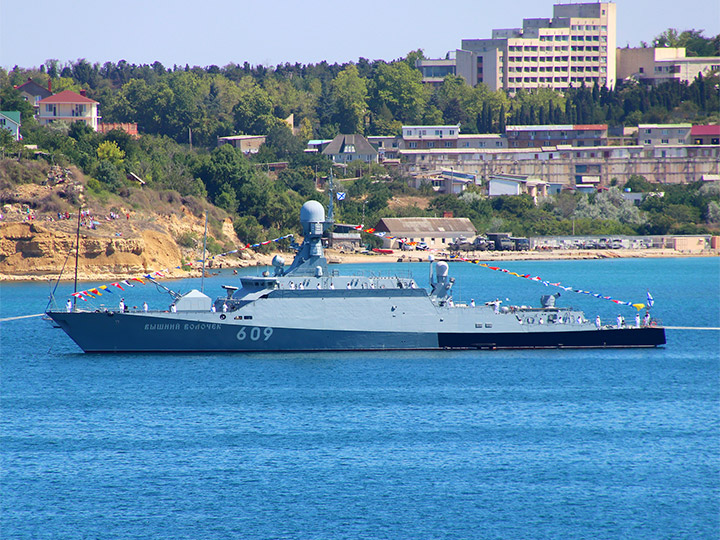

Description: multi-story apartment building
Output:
[401,125,461,149]
[418,2,617,93]
[637,124,692,147]
[616,47,720,86]
[506,124,608,148]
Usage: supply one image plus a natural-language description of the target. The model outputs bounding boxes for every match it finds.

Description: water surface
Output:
[2,257,718,539]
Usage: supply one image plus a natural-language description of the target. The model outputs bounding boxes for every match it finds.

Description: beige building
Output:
[217,135,266,154]
[637,124,692,147]
[400,144,720,186]
[420,2,616,93]
[374,217,476,250]
[616,47,720,85]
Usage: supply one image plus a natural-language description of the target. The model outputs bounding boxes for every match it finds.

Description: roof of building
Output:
[217,135,266,141]
[322,134,377,156]
[507,124,608,132]
[375,217,476,236]
[488,174,546,185]
[0,111,22,125]
[691,125,720,136]
[638,123,692,129]
[15,79,52,99]
[38,90,98,105]
[403,124,460,130]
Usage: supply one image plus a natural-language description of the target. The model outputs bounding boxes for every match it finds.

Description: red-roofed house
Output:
[691,125,720,146]
[37,90,100,131]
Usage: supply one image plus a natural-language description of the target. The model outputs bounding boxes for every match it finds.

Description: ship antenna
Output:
[200,211,208,293]
[72,204,82,310]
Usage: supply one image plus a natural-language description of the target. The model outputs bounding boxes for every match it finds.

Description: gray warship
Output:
[47,201,666,352]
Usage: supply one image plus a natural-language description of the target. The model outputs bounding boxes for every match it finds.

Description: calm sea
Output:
[1,257,719,540]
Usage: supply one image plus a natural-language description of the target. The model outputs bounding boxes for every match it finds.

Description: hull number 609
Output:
[236,327,273,341]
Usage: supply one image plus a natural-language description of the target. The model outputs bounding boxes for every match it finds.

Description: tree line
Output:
[1,27,718,148]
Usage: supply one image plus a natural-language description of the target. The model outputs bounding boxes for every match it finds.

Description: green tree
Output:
[370,62,428,124]
[97,140,125,166]
[264,124,303,159]
[330,65,368,134]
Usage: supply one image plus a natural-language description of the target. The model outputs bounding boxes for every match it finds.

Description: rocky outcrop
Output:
[0,222,181,278]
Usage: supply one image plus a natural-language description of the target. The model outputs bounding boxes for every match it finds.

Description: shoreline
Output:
[1,248,716,283]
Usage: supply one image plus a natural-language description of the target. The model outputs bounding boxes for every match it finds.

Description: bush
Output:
[177,231,198,248]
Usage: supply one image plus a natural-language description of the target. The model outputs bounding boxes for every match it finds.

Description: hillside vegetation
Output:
[0,28,719,245]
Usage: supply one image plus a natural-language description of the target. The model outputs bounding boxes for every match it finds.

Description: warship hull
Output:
[47,309,666,353]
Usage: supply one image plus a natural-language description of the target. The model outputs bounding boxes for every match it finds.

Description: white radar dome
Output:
[300,200,325,224]
[436,261,449,279]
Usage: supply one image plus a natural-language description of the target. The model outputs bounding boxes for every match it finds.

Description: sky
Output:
[1,0,719,70]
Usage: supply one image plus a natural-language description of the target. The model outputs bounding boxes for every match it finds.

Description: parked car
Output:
[416,242,429,251]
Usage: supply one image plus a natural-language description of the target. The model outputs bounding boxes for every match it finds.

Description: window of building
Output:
[409,142,417,149]
[713,138,720,145]
[427,142,435,148]
[661,139,669,144]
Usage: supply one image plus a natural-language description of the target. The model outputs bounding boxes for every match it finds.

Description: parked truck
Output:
[487,232,515,251]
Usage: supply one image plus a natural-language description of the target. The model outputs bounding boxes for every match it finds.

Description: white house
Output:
[487,174,548,202]
[37,90,100,131]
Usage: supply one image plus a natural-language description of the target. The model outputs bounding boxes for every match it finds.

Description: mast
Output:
[200,211,208,293]
[72,206,81,309]
[327,169,335,226]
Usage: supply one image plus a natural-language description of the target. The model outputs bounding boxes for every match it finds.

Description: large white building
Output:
[418,2,617,93]
[616,47,720,85]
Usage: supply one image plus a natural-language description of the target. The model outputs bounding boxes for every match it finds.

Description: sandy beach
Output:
[1,247,716,283]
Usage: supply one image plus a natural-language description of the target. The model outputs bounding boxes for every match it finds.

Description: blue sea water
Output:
[1,257,719,539]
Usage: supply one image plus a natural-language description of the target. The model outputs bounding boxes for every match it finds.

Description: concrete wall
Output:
[401,146,720,185]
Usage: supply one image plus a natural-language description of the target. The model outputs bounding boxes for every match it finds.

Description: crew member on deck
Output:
[66,299,72,312]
